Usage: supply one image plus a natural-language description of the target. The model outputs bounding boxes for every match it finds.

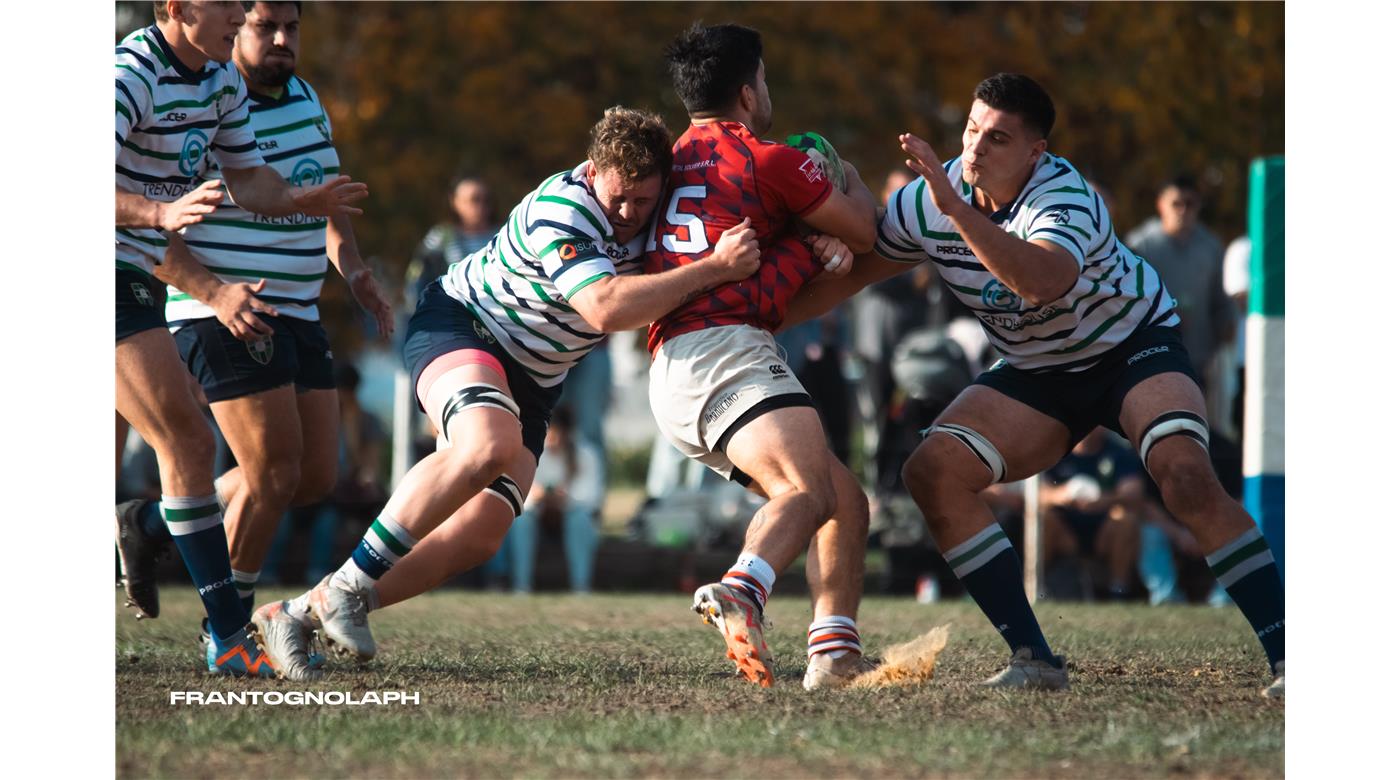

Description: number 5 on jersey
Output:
[651,185,709,254]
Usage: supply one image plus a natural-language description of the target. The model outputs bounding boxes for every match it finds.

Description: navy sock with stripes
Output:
[943,524,1057,664]
[162,495,245,640]
[1207,527,1284,669]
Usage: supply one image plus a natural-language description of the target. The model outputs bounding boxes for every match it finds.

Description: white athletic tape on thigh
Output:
[484,475,524,517]
[439,384,520,444]
[1138,410,1210,464]
[925,423,1007,484]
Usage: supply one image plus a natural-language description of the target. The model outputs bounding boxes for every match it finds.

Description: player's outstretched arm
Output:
[221,165,369,219]
[570,218,761,333]
[327,212,394,337]
[151,233,277,342]
[780,251,912,331]
[900,132,1077,307]
[799,161,878,254]
[115,180,224,231]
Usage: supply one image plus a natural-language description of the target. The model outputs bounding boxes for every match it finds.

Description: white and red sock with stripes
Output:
[721,553,776,611]
[808,615,862,660]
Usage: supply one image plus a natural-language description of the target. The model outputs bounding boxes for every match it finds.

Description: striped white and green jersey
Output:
[115,25,263,276]
[876,153,1180,372]
[440,163,647,388]
[168,76,340,324]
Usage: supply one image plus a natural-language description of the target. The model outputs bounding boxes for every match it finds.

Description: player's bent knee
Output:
[1138,410,1209,474]
[1153,456,1222,518]
[923,423,1007,485]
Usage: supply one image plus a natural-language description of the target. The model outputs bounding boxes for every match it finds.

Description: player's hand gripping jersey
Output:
[877,153,1179,372]
[645,121,834,352]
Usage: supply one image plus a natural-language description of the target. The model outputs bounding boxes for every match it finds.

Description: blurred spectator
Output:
[262,363,388,585]
[403,176,498,309]
[556,336,612,461]
[496,407,603,593]
[1039,428,1146,600]
[1125,175,1236,390]
[775,307,853,464]
[1222,234,1251,438]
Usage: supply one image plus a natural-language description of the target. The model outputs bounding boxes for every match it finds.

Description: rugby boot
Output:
[305,575,377,661]
[802,651,879,691]
[115,499,168,619]
[207,623,279,678]
[692,582,775,688]
[1262,660,1284,699]
[980,647,1069,691]
[251,600,323,682]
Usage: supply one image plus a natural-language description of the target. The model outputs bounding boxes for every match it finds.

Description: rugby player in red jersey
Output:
[646,22,879,689]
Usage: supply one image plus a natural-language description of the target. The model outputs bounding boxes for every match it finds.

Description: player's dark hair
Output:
[241,1,302,13]
[1159,173,1200,196]
[152,1,169,21]
[664,22,764,116]
[973,73,1056,140]
[587,107,674,184]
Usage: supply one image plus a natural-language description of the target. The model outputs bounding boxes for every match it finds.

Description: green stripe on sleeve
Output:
[153,86,237,113]
[564,271,612,300]
[535,194,611,241]
[117,64,154,98]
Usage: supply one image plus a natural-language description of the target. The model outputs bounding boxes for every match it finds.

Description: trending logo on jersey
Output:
[178,129,209,178]
[291,158,324,187]
[247,336,275,365]
[981,279,1022,311]
[314,118,331,142]
[1049,209,1071,225]
[798,157,825,184]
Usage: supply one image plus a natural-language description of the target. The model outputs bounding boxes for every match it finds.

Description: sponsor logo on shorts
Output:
[130,282,154,307]
[247,336,275,365]
[1127,345,1169,365]
[980,279,1022,311]
[704,391,741,424]
[472,318,497,344]
[768,364,788,377]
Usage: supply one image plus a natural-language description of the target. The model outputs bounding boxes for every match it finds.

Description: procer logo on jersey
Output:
[798,157,825,184]
[1127,345,1170,365]
[557,240,603,263]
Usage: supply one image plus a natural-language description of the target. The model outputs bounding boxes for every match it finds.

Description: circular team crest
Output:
[291,158,325,187]
[980,279,1022,311]
[178,129,209,177]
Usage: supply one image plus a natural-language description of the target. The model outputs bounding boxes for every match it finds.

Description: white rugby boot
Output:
[1262,661,1284,699]
[980,647,1069,691]
[251,600,323,681]
[803,651,878,691]
[305,575,377,661]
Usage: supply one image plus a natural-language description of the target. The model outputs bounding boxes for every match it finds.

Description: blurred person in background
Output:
[1125,175,1235,398]
[1039,427,1146,601]
[404,176,498,310]
[495,407,604,593]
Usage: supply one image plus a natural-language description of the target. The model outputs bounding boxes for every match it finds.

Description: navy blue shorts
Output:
[973,326,1200,446]
[402,280,562,459]
[173,315,335,404]
[116,267,167,343]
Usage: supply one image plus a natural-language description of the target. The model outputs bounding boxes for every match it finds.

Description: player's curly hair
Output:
[587,107,674,184]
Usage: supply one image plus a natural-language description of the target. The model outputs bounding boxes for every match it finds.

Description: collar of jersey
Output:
[149,24,214,84]
[978,154,1057,225]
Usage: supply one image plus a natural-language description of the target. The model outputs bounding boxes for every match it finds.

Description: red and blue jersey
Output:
[645,121,833,352]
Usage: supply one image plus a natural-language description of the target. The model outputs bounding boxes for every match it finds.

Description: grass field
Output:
[116,589,1283,778]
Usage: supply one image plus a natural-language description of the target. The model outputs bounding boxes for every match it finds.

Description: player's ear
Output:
[1030,137,1048,162]
[584,161,596,185]
[738,83,756,115]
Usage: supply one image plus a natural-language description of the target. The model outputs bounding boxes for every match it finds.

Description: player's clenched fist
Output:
[291,174,370,217]
[808,234,853,279]
[711,216,761,281]
[156,179,225,232]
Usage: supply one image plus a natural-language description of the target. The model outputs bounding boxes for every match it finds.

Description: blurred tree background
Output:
[117,1,1282,356]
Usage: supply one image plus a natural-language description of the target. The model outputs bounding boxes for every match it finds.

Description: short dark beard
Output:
[245,59,294,91]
